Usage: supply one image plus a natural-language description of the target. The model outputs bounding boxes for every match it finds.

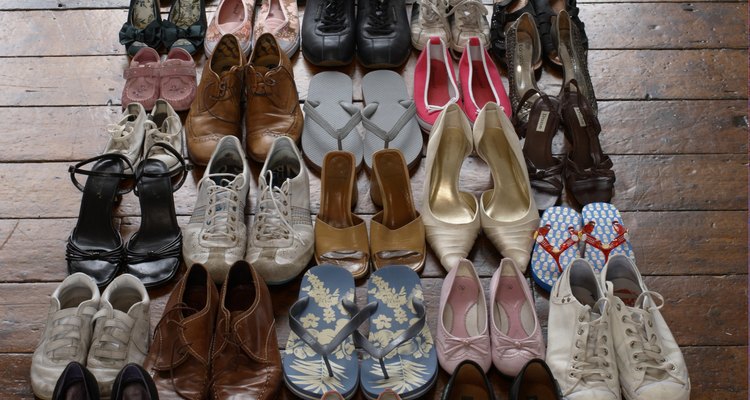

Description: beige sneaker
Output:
[448,0,490,55]
[31,273,100,400]
[104,102,147,168]
[87,274,150,398]
[411,0,451,50]
[246,136,313,285]
[143,99,184,173]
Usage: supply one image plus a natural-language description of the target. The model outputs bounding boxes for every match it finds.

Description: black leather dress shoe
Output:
[111,363,159,400]
[356,0,411,68]
[442,360,496,400]
[510,359,562,400]
[301,0,356,66]
[52,362,100,400]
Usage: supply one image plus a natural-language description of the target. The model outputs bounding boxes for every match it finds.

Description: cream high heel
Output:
[421,103,480,271]
[474,102,539,271]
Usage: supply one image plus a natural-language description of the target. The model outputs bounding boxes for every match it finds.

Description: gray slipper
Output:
[361,70,423,171]
[301,72,363,171]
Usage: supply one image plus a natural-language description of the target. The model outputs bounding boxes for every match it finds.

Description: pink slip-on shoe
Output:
[414,36,462,133]
[122,47,160,111]
[436,259,492,374]
[459,36,512,123]
[205,0,255,57]
[490,258,545,376]
[160,48,197,111]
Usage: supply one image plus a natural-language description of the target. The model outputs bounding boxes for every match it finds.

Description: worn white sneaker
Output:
[601,255,691,400]
[448,0,490,55]
[142,99,184,172]
[183,135,250,283]
[104,102,147,168]
[31,273,100,400]
[87,274,150,398]
[246,136,313,285]
[547,258,620,400]
[411,0,451,50]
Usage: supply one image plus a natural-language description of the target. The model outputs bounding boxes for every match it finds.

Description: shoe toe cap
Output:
[566,389,619,400]
[634,381,690,400]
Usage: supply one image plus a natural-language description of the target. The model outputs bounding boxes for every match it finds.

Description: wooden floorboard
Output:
[0,0,746,399]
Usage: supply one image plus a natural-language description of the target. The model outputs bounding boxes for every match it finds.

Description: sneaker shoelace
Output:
[144,117,181,160]
[202,175,243,242]
[448,0,487,32]
[106,117,137,154]
[366,0,393,35]
[319,0,346,33]
[568,298,613,394]
[255,170,305,245]
[90,308,134,363]
[419,0,447,28]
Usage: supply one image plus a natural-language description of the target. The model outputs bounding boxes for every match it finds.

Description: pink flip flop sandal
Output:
[122,47,160,111]
[160,48,197,111]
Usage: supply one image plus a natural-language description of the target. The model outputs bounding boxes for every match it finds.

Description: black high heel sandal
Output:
[67,154,135,287]
[125,142,189,287]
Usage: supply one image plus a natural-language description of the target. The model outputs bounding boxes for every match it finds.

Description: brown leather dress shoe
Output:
[185,34,245,166]
[244,33,303,162]
[144,264,218,400]
[210,260,282,399]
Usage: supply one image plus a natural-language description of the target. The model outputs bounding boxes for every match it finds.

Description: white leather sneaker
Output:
[183,135,250,283]
[411,0,451,50]
[143,99,184,172]
[448,0,490,55]
[547,258,620,400]
[104,102,147,168]
[246,136,314,285]
[31,273,100,400]
[601,255,691,400]
[87,274,150,398]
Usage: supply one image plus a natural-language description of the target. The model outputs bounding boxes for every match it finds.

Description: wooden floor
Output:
[0,0,747,399]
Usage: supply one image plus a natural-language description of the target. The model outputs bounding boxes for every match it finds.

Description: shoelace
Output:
[255,171,305,245]
[90,308,133,363]
[620,291,687,384]
[419,0,448,29]
[568,298,612,394]
[202,176,243,242]
[46,313,86,360]
[448,0,487,32]
[319,0,346,33]
[106,119,137,154]
[144,117,181,160]
[366,0,393,35]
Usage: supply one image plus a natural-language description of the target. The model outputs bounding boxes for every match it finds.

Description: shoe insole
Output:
[444,277,482,337]
[429,124,474,225]
[611,277,641,308]
[121,381,151,400]
[264,0,286,30]
[59,286,95,310]
[182,268,209,317]
[320,153,355,229]
[494,276,534,338]
[517,370,557,400]
[446,365,491,400]
[129,160,180,255]
[63,379,86,400]
[211,38,242,73]
[427,58,452,108]
[218,0,245,32]
[374,151,415,230]
[515,30,540,107]
[110,287,143,313]
[133,0,156,29]
[571,285,598,309]
[470,59,494,108]
[479,127,530,221]
[72,159,123,251]
[171,0,199,27]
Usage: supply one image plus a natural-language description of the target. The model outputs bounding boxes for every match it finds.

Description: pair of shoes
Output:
[411,0,489,56]
[119,0,207,56]
[422,103,539,271]
[283,265,438,399]
[322,388,402,400]
[506,12,608,209]
[186,33,302,164]
[315,150,425,279]
[301,0,410,68]
[51,362,157,400]
[204,0,300,58]
[547,255,690,400]
[437,259,544,376]
[31,274,150,400]
[122,47,197,112]
[414,36,511,130]
[144,262,282,399]
[531,202,634,291]
[301,70,422,172]
[67,102,188,288]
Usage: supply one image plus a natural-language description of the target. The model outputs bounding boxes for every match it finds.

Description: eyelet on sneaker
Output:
[578,315,585,322]
[256,235,260,239]
[629,341,635,348]
[670,365,677,371]
[616,304,621,311]
[648,320,653,327]
[577,328,583,335]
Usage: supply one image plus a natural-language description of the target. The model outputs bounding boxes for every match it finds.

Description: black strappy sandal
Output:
[125,143,190,288]
[532,0,589,66]
[67,154,135,287]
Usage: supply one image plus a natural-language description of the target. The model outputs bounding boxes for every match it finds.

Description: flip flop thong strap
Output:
[534,224,580,273]
[303,101,362,149]
[581,219,629,262]
[361,101,417,146]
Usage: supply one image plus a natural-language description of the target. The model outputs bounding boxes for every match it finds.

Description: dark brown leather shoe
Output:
[186,34,245,166]
[244,33,303,162]
[143,264,218,400]
[210,260,282,399]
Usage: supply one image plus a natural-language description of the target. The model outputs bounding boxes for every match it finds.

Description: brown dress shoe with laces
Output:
[244,33,303,162]
[143,264,219,400]
[186,34,245,166]
[210,260,283,399]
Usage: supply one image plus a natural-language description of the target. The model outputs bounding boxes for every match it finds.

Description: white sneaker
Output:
[31,273,100,400]
[448,0,490,55]
[246,136,314,285]
[143,99,184,172]
[104,102,147,168]
[87,274,150,398]
[547,258,620,400]
[411,0,451,50]
[601,255,691,400]
[183,135,250,283]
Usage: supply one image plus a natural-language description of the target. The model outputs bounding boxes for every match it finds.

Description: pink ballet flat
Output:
[160,48,197,111]
[122,47,160,111]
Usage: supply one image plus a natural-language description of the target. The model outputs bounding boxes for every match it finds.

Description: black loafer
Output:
[510,359,563,400]
[52,362,100,400]
[441,360,496,400]
[111,364,159,400]
[356,0,411,69]
[301,0,356,66]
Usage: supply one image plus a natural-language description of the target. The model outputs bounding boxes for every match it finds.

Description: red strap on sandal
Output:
[534,224,580,273]
[581,220,629,262]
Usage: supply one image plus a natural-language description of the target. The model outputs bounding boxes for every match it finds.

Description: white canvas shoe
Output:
[87,274,150,398]
[411,0,451,50]
[103,102,147,168]
[547,258,620,400]
[183,135,250,283]
[31,273,100,400]
[601,255,691,400]
[448,0,490,55]
[142,99,184,172]
[246,136,314,285]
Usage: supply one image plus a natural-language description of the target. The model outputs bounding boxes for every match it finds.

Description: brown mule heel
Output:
[369,149,426,273]
[315,151,370,278]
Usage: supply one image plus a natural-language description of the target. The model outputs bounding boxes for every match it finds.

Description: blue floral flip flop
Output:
[283,265,369,400]
[581,202,634,272]
[354,266,438,400]
[531,206,582,292]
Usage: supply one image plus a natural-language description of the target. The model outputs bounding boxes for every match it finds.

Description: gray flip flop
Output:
[361,70,423,171]
[301,72,364,171]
